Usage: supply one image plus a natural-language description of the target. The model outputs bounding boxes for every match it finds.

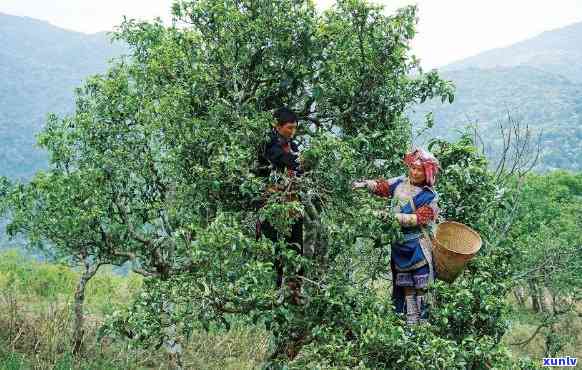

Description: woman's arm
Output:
[352,176,403,198]
[395,190,438,227]
[394,206,436,227]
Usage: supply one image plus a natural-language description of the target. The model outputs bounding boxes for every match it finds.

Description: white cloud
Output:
[0,0,173,33]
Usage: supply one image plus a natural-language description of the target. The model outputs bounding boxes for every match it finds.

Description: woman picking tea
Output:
[352,148,440,325]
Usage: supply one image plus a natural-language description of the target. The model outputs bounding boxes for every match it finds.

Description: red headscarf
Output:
[403,148,440,187]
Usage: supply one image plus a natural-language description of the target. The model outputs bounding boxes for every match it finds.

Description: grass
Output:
[503,295,582,363]
[0,250,269,369]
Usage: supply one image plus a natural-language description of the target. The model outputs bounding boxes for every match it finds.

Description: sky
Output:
[1,0,582,68]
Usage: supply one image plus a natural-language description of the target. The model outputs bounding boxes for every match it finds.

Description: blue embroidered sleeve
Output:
[372,176,404,198]
[389,178,404,194]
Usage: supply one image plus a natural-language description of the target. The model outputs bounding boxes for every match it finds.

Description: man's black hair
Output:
[273,107,298,125]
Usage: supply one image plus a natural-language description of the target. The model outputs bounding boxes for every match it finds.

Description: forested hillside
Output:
[412,65,582,170]
[410,21,582,171]
[1,14,581,178]
[0,13,125,179]
[445,21,582,82]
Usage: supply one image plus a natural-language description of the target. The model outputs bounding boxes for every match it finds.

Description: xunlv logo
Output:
[542,357,578,367]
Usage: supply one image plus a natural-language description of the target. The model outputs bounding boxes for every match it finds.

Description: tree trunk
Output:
[303,193,328,277]
[161,298,183,369]
[552,294,558,315]
[270,327,310,363]
[540,287,551,313]
[528,279,544,313]
[72,258,100,355]
[513,285,526,308]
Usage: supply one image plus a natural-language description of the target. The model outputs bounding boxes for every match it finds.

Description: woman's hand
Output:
[373,209,391,222]
[352,180,367,189]
[352,180,376,191]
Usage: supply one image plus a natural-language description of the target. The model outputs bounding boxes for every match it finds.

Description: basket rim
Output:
[434,221,482,255]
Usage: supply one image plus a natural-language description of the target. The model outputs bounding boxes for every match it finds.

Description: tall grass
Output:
[0,250,268,369]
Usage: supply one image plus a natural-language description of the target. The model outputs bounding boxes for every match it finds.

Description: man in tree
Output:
[255,107,304,302]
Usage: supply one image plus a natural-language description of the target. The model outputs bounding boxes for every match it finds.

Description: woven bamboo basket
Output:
[432,221,482,283]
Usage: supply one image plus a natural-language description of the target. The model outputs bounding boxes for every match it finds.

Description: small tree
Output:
[6,169,131,354]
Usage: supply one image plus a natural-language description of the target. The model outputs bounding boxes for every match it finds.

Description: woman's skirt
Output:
[391,236,434,313]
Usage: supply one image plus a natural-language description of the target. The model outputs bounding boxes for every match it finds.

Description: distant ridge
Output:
[444,21,582,83]
[412,21,582,170]
[0,13,126,180]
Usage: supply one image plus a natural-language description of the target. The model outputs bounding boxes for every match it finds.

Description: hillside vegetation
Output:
[5,256,578,368]
[0,250,268,369]
[0,13,125,179]
[412,66,582,170]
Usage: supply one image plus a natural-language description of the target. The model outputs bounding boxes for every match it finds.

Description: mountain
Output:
[413,22,582,171]
[444,22,582,83]
[0,13,581,178]
[0,13,125,180]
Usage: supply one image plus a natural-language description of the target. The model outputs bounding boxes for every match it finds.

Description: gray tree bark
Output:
[528,279,546,313]
[513,285,526,308]
[72,256,100,355]
[161,297,183,369]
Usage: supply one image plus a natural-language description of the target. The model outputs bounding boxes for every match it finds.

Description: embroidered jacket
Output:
[371,176,439,232]
[368,175,439,316]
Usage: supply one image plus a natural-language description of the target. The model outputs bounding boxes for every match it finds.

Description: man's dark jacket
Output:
[256,129,303,178]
